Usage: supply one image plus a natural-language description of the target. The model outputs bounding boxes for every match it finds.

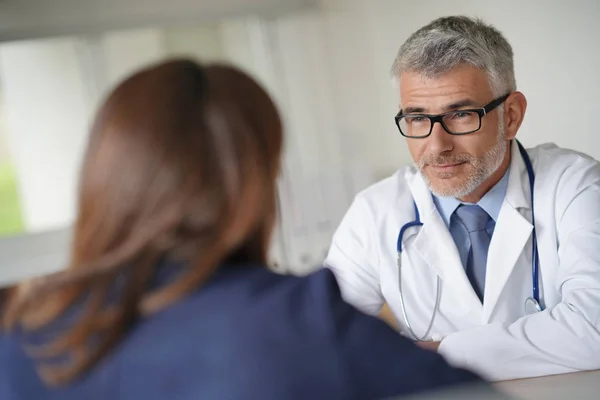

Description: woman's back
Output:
[4,264,479,400]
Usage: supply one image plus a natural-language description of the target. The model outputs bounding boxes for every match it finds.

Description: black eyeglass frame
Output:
[394,93,511,138]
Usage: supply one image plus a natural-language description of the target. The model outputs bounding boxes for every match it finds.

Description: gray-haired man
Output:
[325,16,600,381]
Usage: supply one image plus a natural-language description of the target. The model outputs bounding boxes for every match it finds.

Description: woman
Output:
[1,59,483,399]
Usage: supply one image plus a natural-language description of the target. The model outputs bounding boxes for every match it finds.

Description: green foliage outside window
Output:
[0,162,24,236]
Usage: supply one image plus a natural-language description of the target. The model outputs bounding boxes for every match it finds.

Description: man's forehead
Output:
[400,66,490,90]
[398,67,493,110]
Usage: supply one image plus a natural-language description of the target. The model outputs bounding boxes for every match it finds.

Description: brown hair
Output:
[4,59,283,385]
[0,286,16,322]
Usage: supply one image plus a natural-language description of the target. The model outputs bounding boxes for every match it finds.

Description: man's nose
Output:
[426,121,454,154]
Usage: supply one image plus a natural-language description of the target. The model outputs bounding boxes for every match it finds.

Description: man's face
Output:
[399,64,508,198]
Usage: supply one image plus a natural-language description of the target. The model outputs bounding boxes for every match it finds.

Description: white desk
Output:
[398,371,600,399]
[495,370,600,399]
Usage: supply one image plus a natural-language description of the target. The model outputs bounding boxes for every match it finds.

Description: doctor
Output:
[325,15,600,381]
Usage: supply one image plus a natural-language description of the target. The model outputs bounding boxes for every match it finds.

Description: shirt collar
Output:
[433,166,511,227]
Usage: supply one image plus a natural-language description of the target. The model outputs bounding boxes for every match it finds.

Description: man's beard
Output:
[416,127,507,199]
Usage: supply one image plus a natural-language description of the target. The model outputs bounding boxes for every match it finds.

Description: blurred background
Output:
[1,0,599,285]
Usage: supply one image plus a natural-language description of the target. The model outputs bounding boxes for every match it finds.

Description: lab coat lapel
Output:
[405,170,484,315]
[482,142,533,322]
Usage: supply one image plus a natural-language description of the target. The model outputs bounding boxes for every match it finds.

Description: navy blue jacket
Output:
[1,264,482,399]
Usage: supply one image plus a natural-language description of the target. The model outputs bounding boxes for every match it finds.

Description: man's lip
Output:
[429,162,465,168]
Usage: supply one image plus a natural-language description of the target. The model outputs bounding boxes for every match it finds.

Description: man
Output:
[325,15,600,381]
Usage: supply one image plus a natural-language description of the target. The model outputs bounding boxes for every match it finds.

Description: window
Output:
[0,92,24,237]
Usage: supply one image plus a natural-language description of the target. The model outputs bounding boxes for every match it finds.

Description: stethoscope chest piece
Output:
[525,297,542,315]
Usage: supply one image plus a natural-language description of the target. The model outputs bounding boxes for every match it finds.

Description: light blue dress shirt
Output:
[432,168,510,269]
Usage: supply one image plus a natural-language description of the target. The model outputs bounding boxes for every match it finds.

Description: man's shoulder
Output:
[529,142,599,169]
[526,143,600,214]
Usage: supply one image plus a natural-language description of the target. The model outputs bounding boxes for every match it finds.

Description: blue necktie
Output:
[454,205,491,302]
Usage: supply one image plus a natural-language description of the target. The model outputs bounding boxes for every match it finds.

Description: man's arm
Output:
[438,172,600,381]
[324,195,384,316]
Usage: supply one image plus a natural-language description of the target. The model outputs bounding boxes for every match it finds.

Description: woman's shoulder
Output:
[194,264,346,324]
[0,331,51,400]
[151,264,359,358]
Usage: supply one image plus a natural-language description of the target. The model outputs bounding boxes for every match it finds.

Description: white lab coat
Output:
[325,142,600,381]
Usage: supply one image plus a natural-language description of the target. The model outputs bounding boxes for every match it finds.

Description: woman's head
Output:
[5,59,283,384]
[76,59,282,272]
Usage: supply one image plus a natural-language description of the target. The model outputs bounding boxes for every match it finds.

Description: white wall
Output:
[0,105,12,160]
[102,29,167,88]
[164,24,225,62]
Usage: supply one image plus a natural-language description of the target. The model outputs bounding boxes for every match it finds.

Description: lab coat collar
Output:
[505,140,532,211]
[482,140,534,321]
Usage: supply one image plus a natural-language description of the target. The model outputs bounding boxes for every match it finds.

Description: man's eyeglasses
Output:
[394,93,510,138]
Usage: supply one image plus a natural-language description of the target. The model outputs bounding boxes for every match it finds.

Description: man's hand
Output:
[416,341,441,352]
[378,303,400,331]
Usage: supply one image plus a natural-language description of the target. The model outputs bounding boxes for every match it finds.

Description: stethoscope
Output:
[397,140,543,341]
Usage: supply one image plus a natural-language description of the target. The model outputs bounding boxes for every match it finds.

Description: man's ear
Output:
[504,91,527,140]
